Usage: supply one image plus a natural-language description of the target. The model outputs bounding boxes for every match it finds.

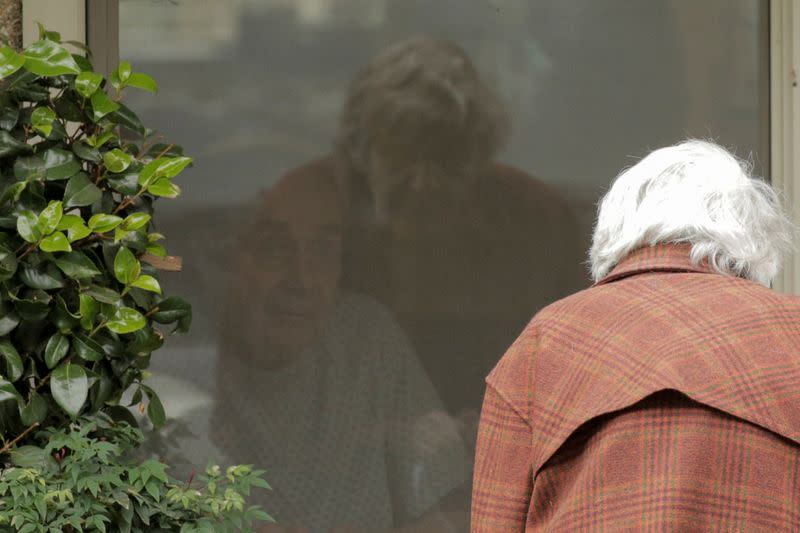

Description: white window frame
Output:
[22,0,117,75]
[21,0,85,48]
[771,0,800,294]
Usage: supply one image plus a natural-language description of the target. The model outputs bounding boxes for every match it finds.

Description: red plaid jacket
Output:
[472,244,800,532]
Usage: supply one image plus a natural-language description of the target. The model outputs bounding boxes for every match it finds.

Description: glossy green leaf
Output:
[0,181,26,207]
[53,295,80,331]
[23,39,81,76]
[114,227,130,244]
[86,285,121,304]
[15,291,51,321]
[38,201,63,235]
[56,214,82,231]
[126,327,163,356]
[122,213,150,231]
[55,251,101,279]
[138,156,192,186]
[13,155,46,181]
[20,263,64,289]
[145,243,167,258]
[79,293,98,330]
[53,92,85,121]
[50,362,88,417]
[63,172,101,208]
[17,210,41,243]
[19,392,48,426]
[0,246,18,281]
[106,103,145,136]
[0,46,24,79]
[0,130,32,159]
[129,386,143,407]
[75,71,103,98]
[146,389,166,429]
[107,171,140,196]
[41,148,81,180]
[72,140,101,163]
[0,104,19,131]
[102,148,133,173]
[116,228,148,250]
[157,156,193,178]
[117,61,132,83]
[0,304,20,336]
[137,159,160,185]
[150,297,191,324]
[109,69,121,90]
[45,332,70,369]
[73,333,104,362]
[144,143,183,158]
[70,223,92,242]
[106,307,146,334]
[114,247,140,284]
[31,106,55,137]
[128,288,155,315]
[39,232,71,252]
[110,61,132,89]
[57,214,92,242]
[87,130,115,148]
[44,118,67,141]
[13,82,49,102]
[131,275,161,294]
[147,178,181,198]
[0,379,20,403]
[89,89,120,121]
[89,372,115,412]
[36,22,60,42]
[87,214,123,233]
[0,341,23,382]
[65,40,92,56]
[126,72,158,93]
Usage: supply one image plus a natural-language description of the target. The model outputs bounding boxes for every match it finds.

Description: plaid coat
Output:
[472,244,800,532]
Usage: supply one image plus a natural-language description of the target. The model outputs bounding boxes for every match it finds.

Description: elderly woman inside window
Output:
[332,37,586,433]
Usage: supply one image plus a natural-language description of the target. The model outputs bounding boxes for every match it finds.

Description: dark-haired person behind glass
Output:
[332,37,587,443]
[210,162,470,533]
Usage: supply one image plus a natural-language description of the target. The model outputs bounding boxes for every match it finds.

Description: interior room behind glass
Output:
[120,1,767,530]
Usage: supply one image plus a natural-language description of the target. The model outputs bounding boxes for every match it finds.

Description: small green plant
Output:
[0,413,270,533]
[0,25,271,531]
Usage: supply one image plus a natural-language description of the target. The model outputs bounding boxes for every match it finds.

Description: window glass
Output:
[120,1,768,530]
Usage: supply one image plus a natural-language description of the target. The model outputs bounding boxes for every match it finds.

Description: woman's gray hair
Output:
[590,140,795,287]
[335,37,509,175]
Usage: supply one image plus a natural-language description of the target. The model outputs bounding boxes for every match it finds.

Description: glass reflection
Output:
[334,37,584,439]
[212,163,469,531]
[118,1,768,531]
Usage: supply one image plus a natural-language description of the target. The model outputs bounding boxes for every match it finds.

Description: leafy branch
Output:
[0,24,272,532]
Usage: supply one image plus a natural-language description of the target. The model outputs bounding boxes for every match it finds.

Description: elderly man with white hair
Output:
[471,140,800,532]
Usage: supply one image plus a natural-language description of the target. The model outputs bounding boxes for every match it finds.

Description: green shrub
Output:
[0,25,271,532]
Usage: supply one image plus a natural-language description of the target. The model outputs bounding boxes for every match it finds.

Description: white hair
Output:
[590,140,795,287]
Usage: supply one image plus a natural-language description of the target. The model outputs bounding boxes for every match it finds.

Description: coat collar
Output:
[594,243,716,286]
